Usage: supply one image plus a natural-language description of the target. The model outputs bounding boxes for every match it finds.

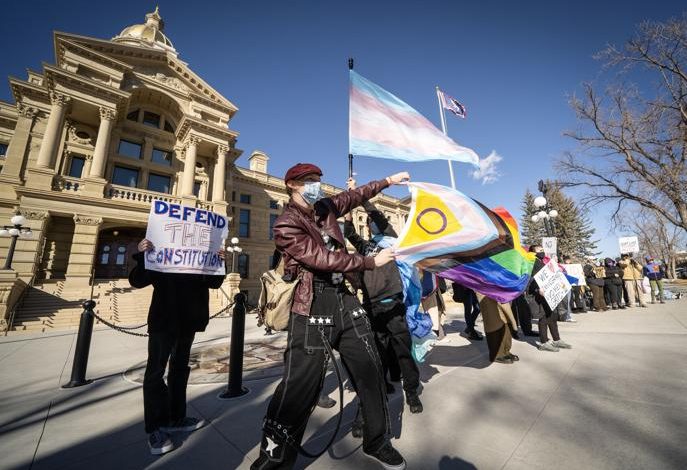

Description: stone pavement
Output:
[1,298,686,470]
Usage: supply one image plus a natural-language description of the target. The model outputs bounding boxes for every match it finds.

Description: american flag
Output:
[438,89,467,119]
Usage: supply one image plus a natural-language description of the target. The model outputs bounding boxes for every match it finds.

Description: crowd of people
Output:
[128,163,672,470]
[452,248,669,358]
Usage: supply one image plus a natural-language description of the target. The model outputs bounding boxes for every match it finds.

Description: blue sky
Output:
[1,0,684,256]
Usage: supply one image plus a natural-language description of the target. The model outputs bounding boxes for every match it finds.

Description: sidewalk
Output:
[1,299,686,470]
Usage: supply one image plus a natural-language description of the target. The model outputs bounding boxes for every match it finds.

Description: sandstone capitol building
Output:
[0,8,408,333]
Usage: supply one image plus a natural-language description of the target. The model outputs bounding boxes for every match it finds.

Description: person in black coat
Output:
[343,179,422,418]
[603,257,625,309]
[528,245,572,352]
[130,238,226,455]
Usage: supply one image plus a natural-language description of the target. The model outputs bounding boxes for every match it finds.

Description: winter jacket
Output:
[528,257,555,316]
[273,179,389,316]
[128,252,225,333]
[619,258,643,280]
[344,201,403,312]
[604,258,624,285]
[643,261,665,281]
[584,263,605,287]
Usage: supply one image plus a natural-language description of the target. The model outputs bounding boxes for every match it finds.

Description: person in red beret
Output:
[252,163,410,470]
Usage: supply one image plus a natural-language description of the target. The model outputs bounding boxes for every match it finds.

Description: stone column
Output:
[181,136,200,197]
[83,154,93,177]
[36,92,70,169]
[64,215,102,287]
[2,105,38,179]
[89,107,117,179]
[212,144,229,202]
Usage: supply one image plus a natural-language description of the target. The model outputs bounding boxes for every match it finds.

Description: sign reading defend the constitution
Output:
[144,201,228,275]
[534,260,572,310]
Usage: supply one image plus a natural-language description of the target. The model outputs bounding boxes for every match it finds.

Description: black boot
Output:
[406,392,423,414]
[251,433,295,470]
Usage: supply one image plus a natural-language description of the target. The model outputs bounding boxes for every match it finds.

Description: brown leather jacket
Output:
[273,179,390,316]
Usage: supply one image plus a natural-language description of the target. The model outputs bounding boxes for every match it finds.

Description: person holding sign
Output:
[252,163,409,470]
[528,245,572,352]
[129,237,227,455]
[619,254,647,308]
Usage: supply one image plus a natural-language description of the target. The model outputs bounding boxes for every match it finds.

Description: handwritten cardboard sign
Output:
[144,201,228,275]
[534,260,572,310]
[542,237,558,262]
[618,236,640,254]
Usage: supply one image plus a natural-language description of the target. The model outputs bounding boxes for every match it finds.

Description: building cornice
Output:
[43,63,130,106]
[167,58,238,115]
[176,115,239,145]
[50,32,238,115]
[55,36,134,74]
[9,77,50,108]
[0,101,19,124]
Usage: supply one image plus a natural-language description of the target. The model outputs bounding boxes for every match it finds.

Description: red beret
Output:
[284,163,323,183]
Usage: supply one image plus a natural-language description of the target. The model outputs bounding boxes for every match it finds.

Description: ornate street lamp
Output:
[530,180,559,237]
[226,237,242,273]
[1,214,33,270]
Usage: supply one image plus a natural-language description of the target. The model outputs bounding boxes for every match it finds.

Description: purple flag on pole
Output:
[438,89,467,119]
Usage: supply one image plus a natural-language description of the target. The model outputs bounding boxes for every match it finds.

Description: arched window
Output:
[115,245,127,265]
[99,245,111,264]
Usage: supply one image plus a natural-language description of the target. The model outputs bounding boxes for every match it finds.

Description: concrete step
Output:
[9,279,228,334]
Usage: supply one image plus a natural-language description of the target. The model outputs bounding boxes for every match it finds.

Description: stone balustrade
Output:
[52,175,84,193]
[106,184,184,205]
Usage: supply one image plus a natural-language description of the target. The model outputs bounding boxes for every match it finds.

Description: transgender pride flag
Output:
[349,70,479,166]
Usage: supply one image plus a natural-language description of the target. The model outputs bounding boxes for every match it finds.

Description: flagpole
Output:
[348,58,355,179]
[436,86,456,189]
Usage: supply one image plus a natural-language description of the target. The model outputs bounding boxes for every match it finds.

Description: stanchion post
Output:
[219,292,250,399]
[62,300,96,388]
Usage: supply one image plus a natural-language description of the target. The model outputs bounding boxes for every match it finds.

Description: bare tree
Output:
[620,207,686,278]
[559,13,687,232]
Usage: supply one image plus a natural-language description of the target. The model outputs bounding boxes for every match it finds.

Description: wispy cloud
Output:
[470,150,502,184]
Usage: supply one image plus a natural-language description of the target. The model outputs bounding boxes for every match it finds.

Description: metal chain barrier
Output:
[90,300,240,337]
[62,294,254,387]
[90,311,150,337]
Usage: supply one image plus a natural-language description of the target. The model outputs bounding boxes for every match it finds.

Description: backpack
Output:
[257,260,299,331]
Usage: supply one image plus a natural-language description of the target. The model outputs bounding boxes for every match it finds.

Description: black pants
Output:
[462,290,481,331]
[605,280,623,306]
[253,285,389,469]
[570,286,587,312]
[369,302,420,394]
[512,294,535,334]
[143,330,195,433]
[539,310,561,343]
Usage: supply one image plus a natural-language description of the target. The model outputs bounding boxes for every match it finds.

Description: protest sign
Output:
[144,200,228,275]
[563,263,586,286]
[619,236,640,254]
[542,237,558,261]
[534,260,572,310]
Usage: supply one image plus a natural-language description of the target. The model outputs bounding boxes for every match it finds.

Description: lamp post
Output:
[226,237,242,273]
[530,180,558,237]
[1,214,33,270]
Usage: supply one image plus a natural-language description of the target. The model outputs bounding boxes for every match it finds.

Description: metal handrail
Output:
[4,272,37,335]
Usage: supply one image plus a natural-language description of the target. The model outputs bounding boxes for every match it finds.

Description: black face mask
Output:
[535,252,546,260]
